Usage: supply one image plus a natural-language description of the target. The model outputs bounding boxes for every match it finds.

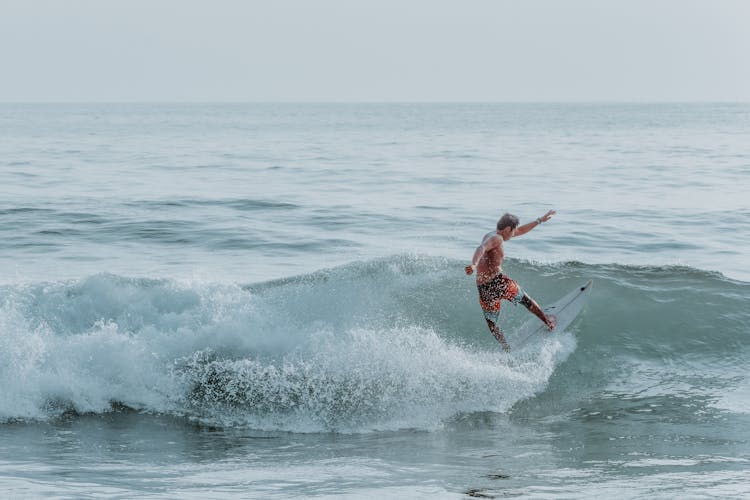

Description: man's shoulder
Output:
[482,232,502,246]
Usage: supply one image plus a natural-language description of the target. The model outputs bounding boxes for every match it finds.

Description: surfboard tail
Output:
[515,280,593,348]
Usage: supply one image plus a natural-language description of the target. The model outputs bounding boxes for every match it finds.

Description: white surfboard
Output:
[514,280,592,347]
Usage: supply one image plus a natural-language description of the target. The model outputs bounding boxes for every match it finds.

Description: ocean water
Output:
[1,103,749,498]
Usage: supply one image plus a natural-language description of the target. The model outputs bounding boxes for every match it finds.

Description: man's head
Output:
[496,213,519,240]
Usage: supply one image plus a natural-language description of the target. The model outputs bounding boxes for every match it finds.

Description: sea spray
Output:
[0,258,576,430]
[173,325,569,432]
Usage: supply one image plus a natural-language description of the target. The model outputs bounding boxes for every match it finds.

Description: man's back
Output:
[475,233,504,285]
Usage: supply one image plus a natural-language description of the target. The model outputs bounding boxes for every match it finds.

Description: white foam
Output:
[0,274,572,431]
[710,379,750,414]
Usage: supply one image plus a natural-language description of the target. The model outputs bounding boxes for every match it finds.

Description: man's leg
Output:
[485,318,510,352]
[519,294,556,330]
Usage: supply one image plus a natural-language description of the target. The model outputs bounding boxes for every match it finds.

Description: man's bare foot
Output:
[545,315,557,331]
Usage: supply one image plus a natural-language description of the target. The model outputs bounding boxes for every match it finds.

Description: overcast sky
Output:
[1,0,749,102]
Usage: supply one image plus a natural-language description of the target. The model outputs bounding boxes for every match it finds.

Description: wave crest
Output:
[1,256,746,431]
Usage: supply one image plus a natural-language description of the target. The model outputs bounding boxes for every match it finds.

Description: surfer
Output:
[465,211,557,351]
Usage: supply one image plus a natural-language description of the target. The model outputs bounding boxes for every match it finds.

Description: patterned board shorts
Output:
[477,273,525,324]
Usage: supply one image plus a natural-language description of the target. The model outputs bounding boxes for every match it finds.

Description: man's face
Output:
[501,226,516,241]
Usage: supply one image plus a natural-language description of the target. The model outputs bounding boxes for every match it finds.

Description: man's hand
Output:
[540,209,556,223]
[465,265,475,275]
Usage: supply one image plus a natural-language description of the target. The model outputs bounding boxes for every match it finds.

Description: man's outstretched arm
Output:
[513,210,556,238]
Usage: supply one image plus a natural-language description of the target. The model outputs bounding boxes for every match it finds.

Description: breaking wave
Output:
[1,255,747,432]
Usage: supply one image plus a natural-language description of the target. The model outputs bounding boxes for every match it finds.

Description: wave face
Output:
[1,256,748,432]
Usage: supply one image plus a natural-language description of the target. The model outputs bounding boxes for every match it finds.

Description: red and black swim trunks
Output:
[477,273,526,322]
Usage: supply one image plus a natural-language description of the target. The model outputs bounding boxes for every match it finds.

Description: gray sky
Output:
[2,0,749,102]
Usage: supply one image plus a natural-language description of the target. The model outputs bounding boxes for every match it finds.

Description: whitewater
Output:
[1,103,749,498]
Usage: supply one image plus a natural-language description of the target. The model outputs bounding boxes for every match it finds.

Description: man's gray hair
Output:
[497,213,520,231]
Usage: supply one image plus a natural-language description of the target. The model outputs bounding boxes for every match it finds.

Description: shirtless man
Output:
[465,211,557,351]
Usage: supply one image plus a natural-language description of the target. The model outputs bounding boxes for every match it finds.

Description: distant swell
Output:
[1,256,748,431]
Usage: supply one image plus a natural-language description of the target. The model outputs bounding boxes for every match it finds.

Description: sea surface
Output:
[1,103,749,498]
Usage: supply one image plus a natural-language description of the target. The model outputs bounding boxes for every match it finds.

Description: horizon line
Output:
[2,100,749,105]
